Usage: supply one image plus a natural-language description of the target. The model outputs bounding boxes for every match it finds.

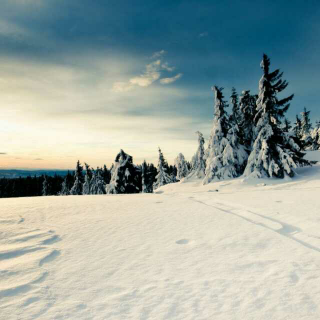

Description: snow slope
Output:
[1,152,320,319]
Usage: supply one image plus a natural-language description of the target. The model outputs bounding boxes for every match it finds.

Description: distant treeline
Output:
[0,170,70,179]
[0,161,180,198]
[0,174,66,198]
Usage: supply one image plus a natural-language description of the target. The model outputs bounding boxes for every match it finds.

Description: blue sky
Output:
[0,0,319,169]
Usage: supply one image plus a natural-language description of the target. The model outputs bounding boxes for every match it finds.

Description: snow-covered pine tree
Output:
[167,165,177,183]
[293,115,302,140]
[311,130,320,150]
[204,86,247,183]
[102,165,111,184]
[84,163,92,180]
[90,168,106,195]
[300,107,313,149]
[106,150,140,194]
[42,175,49,196]
[70,175,82,195]
[310,121,320,150]
[83,170,91,195]
[174,153,189,180]
[59,177,69,195]
[239,90,257,151]
[230,87,241,126]
[301,107,313,135]
[141,160,153,193]
[188,131,206,179]
[153,148,173,190]
[82,163,91,195]
[70,161,83,195]
[225,120,249,174]
[244,54,310,179]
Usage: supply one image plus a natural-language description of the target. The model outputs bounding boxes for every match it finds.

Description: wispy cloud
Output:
[0,152,7,155]
[34,158,43,161]
[161,62,175,72]
[160,73,183,85]
[112,51,182,92]
[130,59,161,86]
[151,50,166,59]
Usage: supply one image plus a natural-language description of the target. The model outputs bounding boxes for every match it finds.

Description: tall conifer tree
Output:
[188,131,206,179]
[204,86,247,183]
[244,54,309,178]
[153,148,172,190]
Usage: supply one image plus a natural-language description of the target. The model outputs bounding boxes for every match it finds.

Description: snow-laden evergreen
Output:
[230,87,241,126]
[141,160,153,193]
[70,176,82,195]
[310,121,320,150]
[82,172,91,195]
[300,107,313,149]
[90,168,106,195]
[59,177,69,196]
[204,86,247,183]
[82,163,91,195]
[70,161,83,195]
[244,54,309,179]
[106,150,140,194]
[102,165,111,184]
[174,153,189,180]
[153,148,173,190]
[239,90,257,151]
[225,122,248,175]
[293,115,302,140]
[42,176,49,196]
[188,131,206,179]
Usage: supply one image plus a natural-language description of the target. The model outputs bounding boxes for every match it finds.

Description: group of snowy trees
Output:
[52,54,315,196]
[293,108,320,151]
[154,54,313,189]
[202,54,310,182]
[53,149,180,197]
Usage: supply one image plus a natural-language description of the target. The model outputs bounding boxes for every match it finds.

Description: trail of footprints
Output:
[190,197,320,254]
[0,216,61,308]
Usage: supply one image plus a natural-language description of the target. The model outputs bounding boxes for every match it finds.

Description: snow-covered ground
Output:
[1,152,320,320]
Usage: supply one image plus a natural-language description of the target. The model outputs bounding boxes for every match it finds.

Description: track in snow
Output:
[189,197,320,255]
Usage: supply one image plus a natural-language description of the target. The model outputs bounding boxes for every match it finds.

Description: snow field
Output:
[1,152,320,319]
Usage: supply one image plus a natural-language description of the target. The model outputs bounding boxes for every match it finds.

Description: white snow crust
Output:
[1,152,320,319]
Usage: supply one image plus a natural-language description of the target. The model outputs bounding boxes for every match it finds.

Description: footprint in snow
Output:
[176,239,189,245]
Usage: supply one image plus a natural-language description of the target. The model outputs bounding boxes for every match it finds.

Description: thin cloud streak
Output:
[151,50,166,59]
[160,73,183,84]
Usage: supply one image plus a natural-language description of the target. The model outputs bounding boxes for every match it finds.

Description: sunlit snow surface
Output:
[1,151,320,319]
